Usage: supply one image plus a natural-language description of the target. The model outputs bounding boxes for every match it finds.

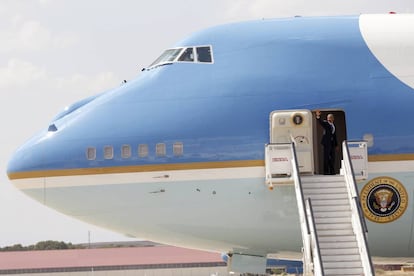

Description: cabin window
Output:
[104,145,114,159]
[86,147,96,160]
[173,142,183,156]
[156,143,166,157]
[121,144,131,159]
[138,144,148,158]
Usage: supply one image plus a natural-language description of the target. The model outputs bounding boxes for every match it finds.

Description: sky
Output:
[0,0,413,247]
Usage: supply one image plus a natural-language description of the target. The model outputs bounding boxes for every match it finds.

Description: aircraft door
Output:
[270,110,314,174]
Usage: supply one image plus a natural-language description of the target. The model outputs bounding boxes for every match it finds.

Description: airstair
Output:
[265,141,374,276]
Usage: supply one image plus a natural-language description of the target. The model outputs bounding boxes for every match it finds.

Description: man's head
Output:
[327,114,334,123]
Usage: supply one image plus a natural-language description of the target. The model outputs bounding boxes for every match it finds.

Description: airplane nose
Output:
[7,132,48,181]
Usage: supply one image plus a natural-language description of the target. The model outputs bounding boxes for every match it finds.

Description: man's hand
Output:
[316,110,321,118]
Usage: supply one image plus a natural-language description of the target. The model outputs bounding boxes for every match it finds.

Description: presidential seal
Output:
[292,113,304,126]
[360,177,408,223]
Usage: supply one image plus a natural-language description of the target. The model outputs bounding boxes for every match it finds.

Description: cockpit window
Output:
[196,46,212,62]
[149,48,183,68]
[148,45,213,69]
[178,47,194,62]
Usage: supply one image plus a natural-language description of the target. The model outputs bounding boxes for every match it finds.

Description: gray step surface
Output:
[310,198,349,206]
[319,240,359,249]
[304,192,349,200]
[316,222,353,231]
[322,260,363,269]
[314,216,353,224]
[301,175,344,183]
[320,247,360,256]
[302,187,347,194]
[322,254,362,262]
[324,267,364,275]
[313,211,352,219]
[312,204,351,212]
[317,228,355,236]
[318,235,357,243]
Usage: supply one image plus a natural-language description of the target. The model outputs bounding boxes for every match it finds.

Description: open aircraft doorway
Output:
[269,109,347,176]
[312,109,347,175]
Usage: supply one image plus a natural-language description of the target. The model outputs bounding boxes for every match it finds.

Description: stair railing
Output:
[291,143,324,276]
[342,141,375,276]
[305,198,324,276]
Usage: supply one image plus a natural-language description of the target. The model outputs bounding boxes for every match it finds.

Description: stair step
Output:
[324,267,364,275]
[313,210,351,218]
[320,247,359,255]
[306,193,348,200]
[318,235,356,243]
[310,198,349,206]
[303,182,346,188]
[322,260,363,269]
[302,187,347,194]
[317,229,355,236]
[301,175,344,183]
[319,240,358,249]
[314,216,353,224]
[301,182,345,189]
[323,254,361,262]
[313,205,351,212]
[316,222,353,231]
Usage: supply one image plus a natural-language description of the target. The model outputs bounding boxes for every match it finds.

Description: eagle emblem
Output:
[373,189,395,213]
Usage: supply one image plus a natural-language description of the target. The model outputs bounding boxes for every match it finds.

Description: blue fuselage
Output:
[8,16,414,174]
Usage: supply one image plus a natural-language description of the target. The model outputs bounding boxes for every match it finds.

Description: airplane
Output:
[6,13,414,275]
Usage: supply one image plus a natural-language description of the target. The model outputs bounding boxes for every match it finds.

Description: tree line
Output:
[0,240,85,252]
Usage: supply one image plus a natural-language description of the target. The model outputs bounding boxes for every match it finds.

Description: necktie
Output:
[329,122,335,134]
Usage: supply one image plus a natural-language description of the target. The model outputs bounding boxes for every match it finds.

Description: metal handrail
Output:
[354,197,368,234]
[291,143,322,275]
[291,142,310,235]
[342,141,375,275]
[305,198,325,276]
[343,141,369,233]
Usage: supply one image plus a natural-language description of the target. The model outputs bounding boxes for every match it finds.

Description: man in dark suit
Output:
[316,110,338,175]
